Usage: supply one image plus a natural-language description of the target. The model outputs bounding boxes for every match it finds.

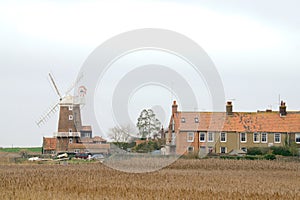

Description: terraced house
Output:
[166,100,300,155]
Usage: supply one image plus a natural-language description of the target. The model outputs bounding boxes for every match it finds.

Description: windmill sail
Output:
[36,102,59,127]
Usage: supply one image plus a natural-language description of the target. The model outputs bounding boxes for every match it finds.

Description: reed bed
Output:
[0,159,299,199]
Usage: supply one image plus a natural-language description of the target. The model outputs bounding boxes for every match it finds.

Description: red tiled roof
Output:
[68,143,110,149]
[93,136,106,142]
[43,137,57,150]
[176,111,300,133]
[81,125,92,132]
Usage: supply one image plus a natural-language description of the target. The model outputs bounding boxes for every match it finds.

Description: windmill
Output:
[36,73,84,128]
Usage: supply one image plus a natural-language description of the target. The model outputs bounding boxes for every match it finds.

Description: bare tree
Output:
[108,124,134,143]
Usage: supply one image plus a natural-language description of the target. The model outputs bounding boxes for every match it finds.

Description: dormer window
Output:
[181,117,185,123]
[194,117,199,123]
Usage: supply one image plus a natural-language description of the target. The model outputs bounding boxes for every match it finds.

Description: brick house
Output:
[42,96,109,154]
[166,100,300,155]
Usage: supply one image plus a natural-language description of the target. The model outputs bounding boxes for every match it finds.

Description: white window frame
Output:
[187,146,194,153]
[194,117,199,123]
[295,133,300,144]
[68,105,73,111]
[274,133,281,143]
[253,132,260,143]
[261,133,268,143]
[74,149,80,153]
[187,132,194,142]
[171,119,175,131]
[240,132,247,143]
[208,132,214,142]
[181,117,186,123]
[199,132,206,142]
[220,132,226,142]
[69,115,73,120]
[69,138,73,144]
[69,129,72,133]
[220,147,227,153]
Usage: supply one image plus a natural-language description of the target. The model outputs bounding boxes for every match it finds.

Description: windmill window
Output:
[69,115,73,120]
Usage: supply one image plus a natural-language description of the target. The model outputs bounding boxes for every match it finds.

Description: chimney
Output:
[279,101,287,116]
[226,101,233,115]
[172,100,178,114]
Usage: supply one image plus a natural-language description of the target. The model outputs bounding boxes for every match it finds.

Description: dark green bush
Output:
[270,146,292,156]
[247,147,269,155]
[264,154,276,160]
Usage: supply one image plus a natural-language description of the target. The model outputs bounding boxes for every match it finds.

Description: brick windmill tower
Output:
[37,73,89,154]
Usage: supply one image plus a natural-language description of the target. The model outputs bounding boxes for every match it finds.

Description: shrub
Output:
[264,154,276,160]
[247,147,269,155]
[270,146,292,156]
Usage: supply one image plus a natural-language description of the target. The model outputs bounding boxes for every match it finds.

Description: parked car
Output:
[91,154,105,160]
[75,153,91,159]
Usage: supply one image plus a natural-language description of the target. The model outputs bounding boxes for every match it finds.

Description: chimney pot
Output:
[172,100,178,114]
[280,101,287,116]
[226,101,233,115]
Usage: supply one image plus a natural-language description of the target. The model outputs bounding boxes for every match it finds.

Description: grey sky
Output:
[0,0,299,147]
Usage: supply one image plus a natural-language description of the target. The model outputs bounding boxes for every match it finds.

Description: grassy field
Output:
[0,147,42,153]
[0,159,299,199]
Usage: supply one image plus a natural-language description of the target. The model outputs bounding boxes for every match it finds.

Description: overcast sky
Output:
[0,0,299,147]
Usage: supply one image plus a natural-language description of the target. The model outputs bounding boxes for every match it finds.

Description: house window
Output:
[199,132,206,142]
[241,147,247,152]
[253,132,260,143]
[69,115,73,120]
[220,147,227,153]
[187,146,194,153]
[208,132,214,142]
[69,138,73,144]
[261,133,267,143]
[240,133,247,143]
[69,129,72,133]
[187,132,194,142]
[274,133,281,143]
[194,117,199,123]
[172,119,175,131]
[68,105,73,110]
[181,117,186,123]
[220,132,226,142]
[74,149,79,153]
[171,132,176,145]
[295,133,300,143]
